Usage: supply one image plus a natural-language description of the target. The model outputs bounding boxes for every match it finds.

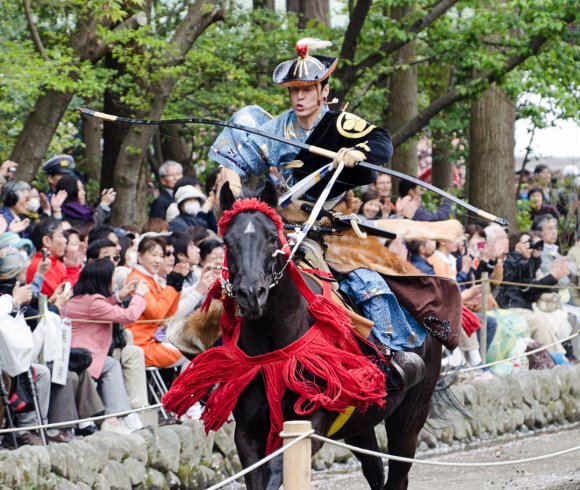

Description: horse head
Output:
[219,181,286,319]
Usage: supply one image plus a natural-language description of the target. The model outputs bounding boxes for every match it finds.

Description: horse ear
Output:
[259,180,278,208]
[220,182,236,212]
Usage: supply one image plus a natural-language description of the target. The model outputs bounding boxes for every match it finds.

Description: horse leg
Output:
[344,429,385,490]
[383,402,430,490]
[234,425,270,490]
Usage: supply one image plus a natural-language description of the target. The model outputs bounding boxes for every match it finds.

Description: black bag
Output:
[68,348,93,374]
[9,370,35,413]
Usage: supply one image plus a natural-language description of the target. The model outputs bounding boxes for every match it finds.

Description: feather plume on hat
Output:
[273,38,338,87]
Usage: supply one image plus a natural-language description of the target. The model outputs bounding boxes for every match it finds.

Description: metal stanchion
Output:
[283,420,312,490]
[480,272,489,362]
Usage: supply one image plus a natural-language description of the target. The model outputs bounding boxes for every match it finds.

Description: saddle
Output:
[283,196,463,350]
[295,238,374,340]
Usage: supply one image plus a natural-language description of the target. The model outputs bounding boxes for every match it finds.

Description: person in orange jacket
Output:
[125,236,189,368]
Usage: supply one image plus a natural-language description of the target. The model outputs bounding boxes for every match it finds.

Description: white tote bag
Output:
[31,310,62,363]
[0,313,34,377]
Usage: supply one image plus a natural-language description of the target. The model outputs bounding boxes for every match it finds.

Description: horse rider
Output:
[209,39,426,393]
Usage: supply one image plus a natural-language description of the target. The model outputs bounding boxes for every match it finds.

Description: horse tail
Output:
[429,367,471,421]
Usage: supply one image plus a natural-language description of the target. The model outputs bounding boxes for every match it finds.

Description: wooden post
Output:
[480,272,488,362]
[283,420,312,490]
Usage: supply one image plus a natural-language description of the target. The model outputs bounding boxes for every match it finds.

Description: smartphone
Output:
[63,282,71,294]
[42,248,48,260]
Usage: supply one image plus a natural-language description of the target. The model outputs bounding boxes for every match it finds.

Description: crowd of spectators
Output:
[0,157,223,448]
[0,155,577,450]
[368,166,579,379]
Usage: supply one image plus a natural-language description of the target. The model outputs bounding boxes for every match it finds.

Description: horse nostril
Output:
[237,288,248,301]
[256,286,267,300]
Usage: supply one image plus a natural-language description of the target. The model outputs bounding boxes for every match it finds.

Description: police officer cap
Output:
[42,155,75,175]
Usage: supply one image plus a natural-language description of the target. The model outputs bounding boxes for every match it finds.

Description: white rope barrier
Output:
[310,433,580,467]
[458,331,579,373]
[0,403,162,434]
[204,429,315,490]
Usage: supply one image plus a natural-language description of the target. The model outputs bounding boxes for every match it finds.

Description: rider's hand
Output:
[333,147,365,168]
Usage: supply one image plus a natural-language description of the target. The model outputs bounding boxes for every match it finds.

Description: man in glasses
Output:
[86,239,121,266]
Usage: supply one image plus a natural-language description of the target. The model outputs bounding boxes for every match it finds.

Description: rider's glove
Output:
[333,147,366,168]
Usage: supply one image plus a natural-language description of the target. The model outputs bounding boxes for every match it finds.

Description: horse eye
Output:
[270,234,278,245]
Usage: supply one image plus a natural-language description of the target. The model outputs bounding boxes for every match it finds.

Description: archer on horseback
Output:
[210,38,426,394]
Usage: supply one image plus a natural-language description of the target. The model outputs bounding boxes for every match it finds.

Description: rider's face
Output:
[289,84,329,122]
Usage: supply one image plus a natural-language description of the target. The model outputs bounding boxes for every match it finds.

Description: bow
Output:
[79,108,508,226]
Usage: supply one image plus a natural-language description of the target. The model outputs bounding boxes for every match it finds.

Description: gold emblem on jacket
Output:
[337,112,375,139]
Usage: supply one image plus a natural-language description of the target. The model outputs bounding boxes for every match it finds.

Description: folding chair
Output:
[146,367,170,420]
[0,370,17,448]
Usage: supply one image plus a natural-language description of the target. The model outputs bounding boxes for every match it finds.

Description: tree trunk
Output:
[468,84,516,230]
[387,7,418,179]
[431,127,453,190]
[9,12,147,183]
[102,87,131,191]
[110,1,224,226]
[160,125,190,169]
[9,90,74,182]
[82,112,102,183]
[287,0,329,28]
[253,0,274,8]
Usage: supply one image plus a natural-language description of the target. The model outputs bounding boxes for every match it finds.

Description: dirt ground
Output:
[312,425,580,489]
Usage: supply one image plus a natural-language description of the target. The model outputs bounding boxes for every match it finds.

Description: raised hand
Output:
[8,217,30,234]
[100,188,117,207]
[50,190,68,214]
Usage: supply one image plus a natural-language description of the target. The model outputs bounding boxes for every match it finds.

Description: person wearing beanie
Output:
[168,184,216,233]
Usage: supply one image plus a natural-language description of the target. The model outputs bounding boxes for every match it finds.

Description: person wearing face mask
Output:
[0,181,33,237]
[168,185,215,233]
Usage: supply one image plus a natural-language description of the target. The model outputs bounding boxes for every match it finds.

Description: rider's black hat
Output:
[272,39,338,87]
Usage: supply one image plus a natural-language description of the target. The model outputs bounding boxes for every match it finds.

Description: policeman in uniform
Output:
[42,155,75,200]
[210,40,425,392]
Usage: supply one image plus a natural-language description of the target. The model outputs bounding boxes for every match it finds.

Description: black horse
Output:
[206,181,454,490]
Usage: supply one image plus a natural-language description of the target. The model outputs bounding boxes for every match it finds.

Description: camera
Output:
[530,240,544,251]
[9,167,16,173]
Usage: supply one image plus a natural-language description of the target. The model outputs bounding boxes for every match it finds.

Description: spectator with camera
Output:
[495,231,569,354]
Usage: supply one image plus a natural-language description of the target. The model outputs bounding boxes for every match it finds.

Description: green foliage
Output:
[0,0,578,207]
[516,198,533,231]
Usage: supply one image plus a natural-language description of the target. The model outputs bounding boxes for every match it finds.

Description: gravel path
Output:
[312,425,580,489]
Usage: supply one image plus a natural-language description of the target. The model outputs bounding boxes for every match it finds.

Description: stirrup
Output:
[389,351,426,393]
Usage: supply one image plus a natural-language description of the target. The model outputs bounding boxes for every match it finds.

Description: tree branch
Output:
[22,0,47,59]
[87,11,148,61]
[334,0,460,97]
[357,0,460,71]
[391,18,575,147]
[339,0,372,63]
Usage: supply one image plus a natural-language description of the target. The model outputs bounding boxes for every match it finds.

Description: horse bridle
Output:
[219,232,291,300]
